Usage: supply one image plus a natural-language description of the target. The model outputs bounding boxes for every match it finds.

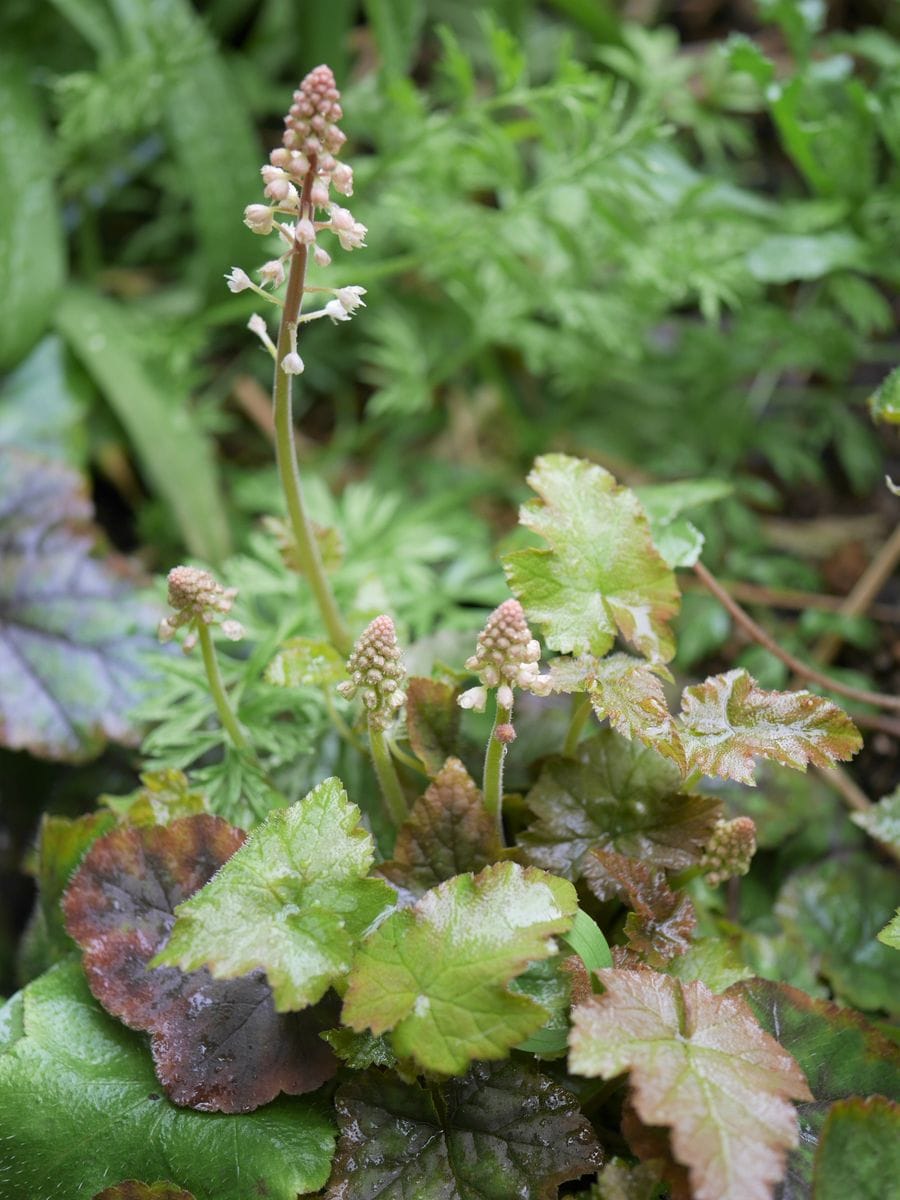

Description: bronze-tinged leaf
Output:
[678,669,862,786]
[520,730,721,882]
[62,815,336,1113]
[587,849,695,966]
[93,1183,195,1200]
[0,448,158,762]
[405,677,460,776]
[326,1060,603,1200]
[570,970,812,1200]
[379,757,502,902]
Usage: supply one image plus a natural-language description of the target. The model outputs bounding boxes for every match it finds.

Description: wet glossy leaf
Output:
[405,677,461,775]
[63,815,336,1112]
[0,962,335,1200]
[343,861,578,1073]
[591,1157,663,1200]
[101,769,208,827]
[155,778,395,1011]
[0,449,158,761]
[520,730,721,885]
[812,1096,900,1200]
[587,850,695,966]
[570,970,811,1200]
[678,669,861,785]
[733,977,900,1199]
[665,937,753,993]
[635,478,731,569]
[504,454,680,662]
[379,756,501,902]
[775,854,900,1012]
[265,637,348,688]
[320,1027,397,1070]
[326,1060,603,1199]
[94,1183,195,1200]
[851,785,900,852]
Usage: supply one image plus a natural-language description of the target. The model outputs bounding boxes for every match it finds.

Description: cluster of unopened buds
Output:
[158,566,244,654]
[337,615,407,730]
[225,64,367,375]
[700,817,757,887]
[458,599,551,716]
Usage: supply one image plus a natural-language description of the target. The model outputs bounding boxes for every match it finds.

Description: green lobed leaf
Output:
[342,861,578,1074]
[520,730,721,889]
[635,478,732,569]
[0,448,158,762]
[325,1060,603,1199]
[379,756,502,903]
[570,970,812,1200]
[677,669,862,786]
[851,785,900,852]
[665,936,753,993]
[0,54,65,370]
[775,854,900,1013]
[733,977,900,1199]
[0,962,335,1200]
[812,1096,900,1200]
[63,815,336,1112]
[878,909,900,950]
[56,289,231,565]
[155,778,395,1011]
[100,769,209,827]
[265,637,348,688]
[405,677,461,776]
[504,454,680,662]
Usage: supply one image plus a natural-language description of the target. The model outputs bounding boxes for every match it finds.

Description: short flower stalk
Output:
[338,616,408,826]
[233,65,369,658]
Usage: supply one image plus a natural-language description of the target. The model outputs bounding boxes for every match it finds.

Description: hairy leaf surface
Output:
[155,778,395,1011]
[733,977,900,1199]
[504,454,679,661]
[851,785,900,852]
[570,970,811,1200]
[813,1096,900,1200]
[0,963,335,1200]
[379,756,501,902]
[588,850,696,966]
[678,669,861,785]
[63,815,335,1112]
[343,861,578,1073]
[94,1184,195,1200]
[0,449,157,761]
[520,730,720,885]
[326,1060,602,1199]
[405,677,461,775]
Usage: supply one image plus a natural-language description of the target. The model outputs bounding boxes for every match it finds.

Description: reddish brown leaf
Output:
[63,814,336,1114]
[93,1183,195,1200]
[379,756,502,902]
[405,677,460,776]
[587,849,696,966]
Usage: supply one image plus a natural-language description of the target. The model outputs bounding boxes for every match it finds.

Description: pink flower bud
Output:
[259,259,286,287]
[313,245,332,267]
[331,162,353,196]
[243,204,274,234]
[269,148,290,167]
[311,179,330,208]
[295,217,316,245]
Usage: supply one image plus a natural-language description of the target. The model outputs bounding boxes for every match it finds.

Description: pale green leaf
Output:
[636,478,731,569]
[342,861,578,1074]
[869,366,900,425]
[747,232,868,284]
[878,910,900,950]
[154,778,395,1011]
[851,786,900,852]
[265,638,348,688]
[505,454,680,661]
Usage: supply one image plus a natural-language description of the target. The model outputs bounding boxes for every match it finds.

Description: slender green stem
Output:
[483,697,512,841]
[197,622,248,750]
[389,740,430,777]
[563,694,592,757]
[273,163,351,656]
[682,768,703,792]
[369,723,408,826]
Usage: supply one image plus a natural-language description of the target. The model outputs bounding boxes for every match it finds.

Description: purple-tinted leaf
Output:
[326,1060,603,1199]
[0,448,158,761]
[62,814,336,1113]
[587,849,695,967]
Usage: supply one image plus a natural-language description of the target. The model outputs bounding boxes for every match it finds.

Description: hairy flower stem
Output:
[368,722,408,826]
[483,699,512,841]
[563,695,592,757]
[274,163,351,657]
[196,622,248,750]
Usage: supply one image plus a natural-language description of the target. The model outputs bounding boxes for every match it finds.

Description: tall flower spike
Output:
[337,616,407,730]
[158,566,244,654]
[700,817,757,887]
[458,599,550,713]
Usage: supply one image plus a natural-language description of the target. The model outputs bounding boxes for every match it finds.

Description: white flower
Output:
[329,204,367,250]
[258,259,286,287]
[295,217,316,245]
[331,162,353,196]
[243,204,274,234]
[221,620,245,642]
[324,299,350,323]
[457,685,488,712]
[247,313,267,337]
[313,245,332,267]
[336,285,366,312]
[311,179,330,208]
[281,351,305,375]
[225,267,251,293]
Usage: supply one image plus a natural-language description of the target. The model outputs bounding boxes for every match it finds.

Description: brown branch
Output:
[681,576,900,624]
[812,521,900,665]
[693,560,900,714]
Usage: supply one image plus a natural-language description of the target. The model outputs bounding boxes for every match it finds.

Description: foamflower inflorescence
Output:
[701,817,757,886]
[458,599,551,714]
[232,64,367,374]
[158,566,244,654]
[337,615,407,730]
